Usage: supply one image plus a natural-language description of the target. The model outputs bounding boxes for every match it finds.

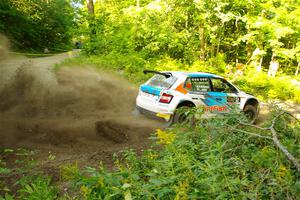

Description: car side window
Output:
[211,78,237,93]
[184,77,211,92]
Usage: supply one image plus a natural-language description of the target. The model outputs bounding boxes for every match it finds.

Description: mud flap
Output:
[156,113,171,121]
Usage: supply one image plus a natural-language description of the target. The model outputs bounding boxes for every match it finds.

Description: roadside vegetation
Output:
[1,0,300,199]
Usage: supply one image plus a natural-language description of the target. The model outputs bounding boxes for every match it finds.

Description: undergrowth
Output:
[0,149,58,200]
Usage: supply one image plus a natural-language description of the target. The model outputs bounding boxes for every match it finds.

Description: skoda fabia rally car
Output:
[136,70,260,124]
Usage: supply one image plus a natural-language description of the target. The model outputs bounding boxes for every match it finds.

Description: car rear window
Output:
[146,74,177,89]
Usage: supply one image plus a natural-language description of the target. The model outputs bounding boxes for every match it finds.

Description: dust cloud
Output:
[0,42,161,164]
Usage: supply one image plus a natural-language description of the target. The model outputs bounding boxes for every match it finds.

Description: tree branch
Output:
[270,112,300,172]
[230,111,300,172]
[238,121,270,130]
[229,126,272,140]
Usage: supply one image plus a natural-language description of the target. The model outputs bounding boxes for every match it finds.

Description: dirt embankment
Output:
[0,44,162,167]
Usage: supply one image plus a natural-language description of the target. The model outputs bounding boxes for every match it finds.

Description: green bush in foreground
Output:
[0,149,59,200]
[70,110,299,199]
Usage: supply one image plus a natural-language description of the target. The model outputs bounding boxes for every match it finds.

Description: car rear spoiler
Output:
[143,70,172,78]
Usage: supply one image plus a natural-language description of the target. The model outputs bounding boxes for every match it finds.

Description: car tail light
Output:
[159,93,173,103]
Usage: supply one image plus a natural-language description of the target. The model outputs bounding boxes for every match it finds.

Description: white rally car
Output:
[136,70,260,124]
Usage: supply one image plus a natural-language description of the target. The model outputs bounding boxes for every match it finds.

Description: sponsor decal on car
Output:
[205,105,227,112]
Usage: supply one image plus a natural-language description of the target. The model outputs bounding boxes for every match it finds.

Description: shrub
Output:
[235,69,300,103]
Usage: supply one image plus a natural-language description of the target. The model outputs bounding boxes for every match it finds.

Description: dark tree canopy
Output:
[0,0,75,51]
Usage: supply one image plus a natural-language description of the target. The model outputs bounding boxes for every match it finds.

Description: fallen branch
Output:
[229,126,272,140]
[270,112,300,172]
[238,121,270,130]
[230,112,300,172]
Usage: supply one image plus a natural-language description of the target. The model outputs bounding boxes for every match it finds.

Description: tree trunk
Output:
[295,61,300,76]
[87,0,95,15]
[87,0,96,37]
[216,37,220,56]
[199,24,205,61]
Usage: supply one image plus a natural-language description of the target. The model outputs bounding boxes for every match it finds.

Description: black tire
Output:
[163,107,188,127]
[164,103,195,127]
[243,104,258,124]
[173,108,188,124]
[173,106,196,125]
[163,115,174,127]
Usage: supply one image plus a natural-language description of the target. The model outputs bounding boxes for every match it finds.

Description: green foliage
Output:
[234,69,300,103]
[71,110,300,199]
[0,0,75,51]
[79,0,300,74]
[60,162,80,181]
[0,148,58,199]
[18,176,58,200]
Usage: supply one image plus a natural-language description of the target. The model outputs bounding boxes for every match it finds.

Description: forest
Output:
[0,0,300,199]
[2,0,300,72]
[80,0,300,74]
[0,0,74,51]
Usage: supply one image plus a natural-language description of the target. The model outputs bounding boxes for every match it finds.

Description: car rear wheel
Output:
[173,106,196,125]
[163,107,189,127]
[243,104,258,124]
[173,108,188,123]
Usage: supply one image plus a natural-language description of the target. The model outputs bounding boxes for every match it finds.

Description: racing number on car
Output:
[189,77,210,92]
[191,77,208,82]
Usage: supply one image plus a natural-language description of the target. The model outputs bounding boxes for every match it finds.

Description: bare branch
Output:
[270,112,300,172]
[228,126,272,140]
[228,111,300,172]
[238,121,270,130]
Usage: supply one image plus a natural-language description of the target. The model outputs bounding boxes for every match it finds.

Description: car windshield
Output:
[147,74,177,89]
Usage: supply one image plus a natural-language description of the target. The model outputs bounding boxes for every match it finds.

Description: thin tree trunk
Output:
[199,24,205,61]
[216,37,220,55]
[87,0,96,37]
[295,61,300,76]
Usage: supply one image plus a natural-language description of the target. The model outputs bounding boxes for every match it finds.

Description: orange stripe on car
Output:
[175,83,188,94]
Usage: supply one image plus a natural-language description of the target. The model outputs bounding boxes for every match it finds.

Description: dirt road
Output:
[0,51,162,168]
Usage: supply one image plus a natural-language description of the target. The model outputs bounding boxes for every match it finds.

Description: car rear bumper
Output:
[136,95,174,121]
[136,106,170,122]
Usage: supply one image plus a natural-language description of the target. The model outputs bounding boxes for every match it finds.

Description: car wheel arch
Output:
[243,98,259,110]
[176,100,196,109]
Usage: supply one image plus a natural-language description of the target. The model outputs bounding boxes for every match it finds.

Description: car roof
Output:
[164,71,223,78]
